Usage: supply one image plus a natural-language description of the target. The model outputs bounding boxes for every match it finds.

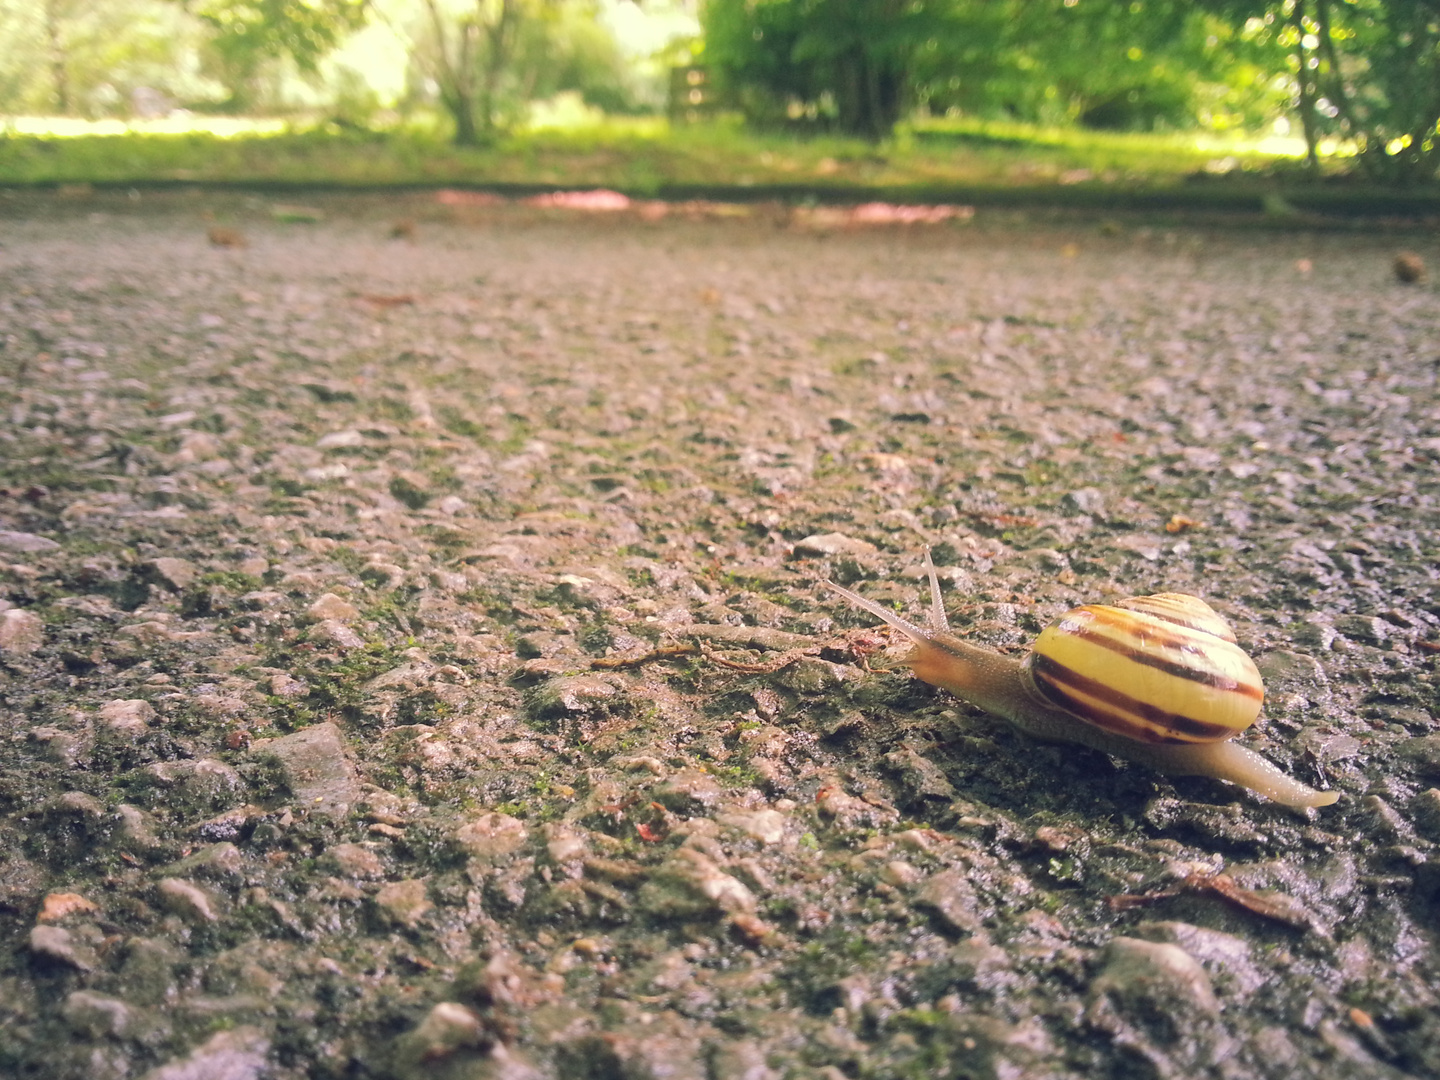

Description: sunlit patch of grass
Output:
[4,115,290,138]
[0,109,1350,192]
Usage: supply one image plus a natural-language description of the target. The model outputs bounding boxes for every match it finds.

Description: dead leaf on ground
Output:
[207,227,247,248]
[357,293,418,308]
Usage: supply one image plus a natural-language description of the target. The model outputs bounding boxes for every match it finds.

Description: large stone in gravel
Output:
[146,758,245,806]
[1090,936,1220,1020]
[638,848,755,919]
[527,674,622,718]
[393,1002,489,1071]
[0,608,43,655]
[316,429,364,449]
[118,937,182,1006]
[561,1027,707,1080]
[28,925,98,971]
[146,557,198,590]
[100,698,156,737]
[307,592,359,622]
[0,530,60,553]
[157,877,220,923]
[323,842,386,879]
[648,768,724,814]
[885,744,958,802]
[37,891,99,922]
[141,1026,269,1080]
[252,722,360,817]
[1411,788,1440,840]
[1335,614,1390,647]
[164,842,245,880]
[716,808,786,845]
[707,1041,776,1080]
[917,869,984,935]
[453,812,529,862]
[64,990,141,1038]
[310,618,365,649]
[792,531,877,557]
[1062,487,1107,516]
[1131,920,1266,999]
[374,878,432,927]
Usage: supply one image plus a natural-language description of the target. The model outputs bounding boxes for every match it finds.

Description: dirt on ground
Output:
[0,188,1438,1080]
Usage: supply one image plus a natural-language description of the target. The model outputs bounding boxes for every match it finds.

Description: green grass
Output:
[3,112,1432,214]
[0,112,1312,193]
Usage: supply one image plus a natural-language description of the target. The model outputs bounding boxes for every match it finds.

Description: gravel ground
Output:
[1,189,1439,1080]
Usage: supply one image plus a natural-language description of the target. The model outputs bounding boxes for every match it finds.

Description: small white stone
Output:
[316,429,364,449]
[453,813,529,861]
[157,878,219,923]
[308,593,359,622]
[99,699,155,735]
[311,619,364,649]
[407,1002,487,1059]
[793,532,878,557]
[374,878,432,927]
[717,809,786,845]
[0,608,43,655]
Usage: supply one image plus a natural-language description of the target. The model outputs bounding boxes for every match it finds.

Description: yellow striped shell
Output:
[1021,593,1264,745]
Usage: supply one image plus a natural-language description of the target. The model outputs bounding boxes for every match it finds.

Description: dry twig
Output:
[1108,869,1316,931]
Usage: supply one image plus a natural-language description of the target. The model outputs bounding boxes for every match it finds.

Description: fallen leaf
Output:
[207,227,246,248]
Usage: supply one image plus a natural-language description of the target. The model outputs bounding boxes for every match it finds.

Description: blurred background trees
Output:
[194,0,369,111]
[701,0,1285,136]
[2,0,1440,185]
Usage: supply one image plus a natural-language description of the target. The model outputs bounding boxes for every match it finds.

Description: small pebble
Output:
[1394,251,1426,283]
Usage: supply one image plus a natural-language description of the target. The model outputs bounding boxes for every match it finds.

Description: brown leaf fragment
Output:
[1165,514,1204,534]
[37,892,99,923]
[207,227,247,248]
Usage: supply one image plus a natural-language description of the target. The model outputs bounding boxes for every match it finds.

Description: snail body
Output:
[826,562,1338,809]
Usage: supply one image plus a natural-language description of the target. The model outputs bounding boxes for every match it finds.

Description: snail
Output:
[825,557,1339,809]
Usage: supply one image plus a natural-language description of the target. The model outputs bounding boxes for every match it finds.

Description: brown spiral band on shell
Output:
[1026,597,1264,745]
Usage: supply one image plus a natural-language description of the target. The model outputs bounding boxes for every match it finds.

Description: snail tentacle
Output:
[924,549,949,632]
[823,579,936,644]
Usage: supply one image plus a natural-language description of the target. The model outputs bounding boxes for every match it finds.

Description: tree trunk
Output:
[1291,0,1321,174]
[44,0,69,115]
[423,0,486,147]
[445,90,482,147]
[477,0,519,140]
[834,48,898,141]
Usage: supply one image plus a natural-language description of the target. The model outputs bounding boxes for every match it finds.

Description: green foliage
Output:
[195,0,369,74]
[973,2,1256,130]
[0,0,209,116]
[704,0,949,138]
[705,0,1289,138]
[1192,0,1440,181]
[1302,0,1440,182]
[403,0,645,145]
[524,5,657,114]
[195,0,369,108]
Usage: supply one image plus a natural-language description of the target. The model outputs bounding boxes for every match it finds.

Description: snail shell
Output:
[826,561,1338,809]
[1022,593,1264,745]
